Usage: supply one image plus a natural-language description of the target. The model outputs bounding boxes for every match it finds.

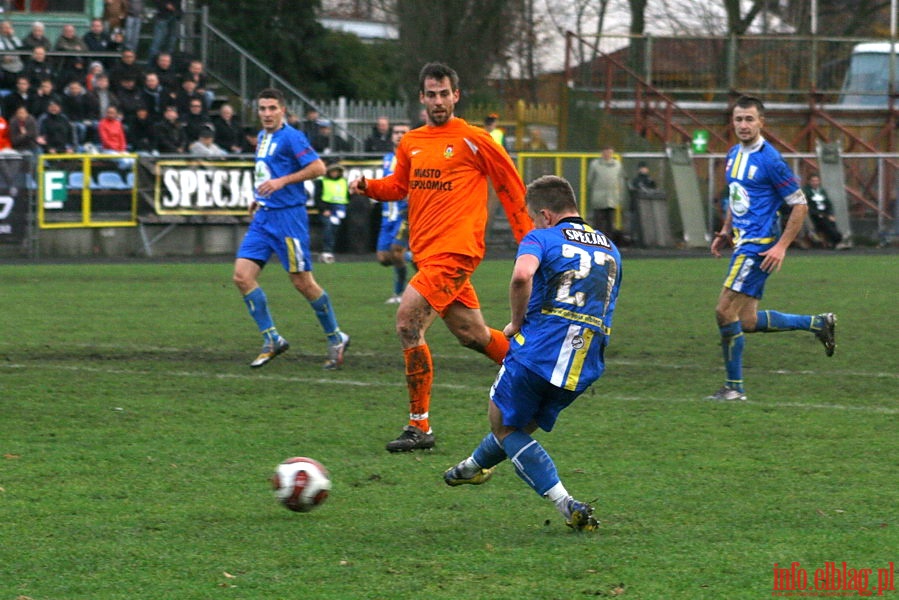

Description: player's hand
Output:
[710,234,729,257]
[248,200,259,215]
[759,244,787,273]
[502,322,519,338]
[256,177,285,197]
[349,175,367,194]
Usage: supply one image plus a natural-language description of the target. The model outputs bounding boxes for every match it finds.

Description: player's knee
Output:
[396,321,422,347]
[232,271,253,293]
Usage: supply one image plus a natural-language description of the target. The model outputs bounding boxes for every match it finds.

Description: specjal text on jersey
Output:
[563,228,611,247]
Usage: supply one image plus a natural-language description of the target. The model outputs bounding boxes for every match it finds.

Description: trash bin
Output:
[635,189,673,247]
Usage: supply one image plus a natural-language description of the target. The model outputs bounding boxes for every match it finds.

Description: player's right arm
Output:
[711,205,734,257]
[352,139,411,201]
[504,251,540,338]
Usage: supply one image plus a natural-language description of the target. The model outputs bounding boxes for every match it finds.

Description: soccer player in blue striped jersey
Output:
[709,95,836,401]
[376,123,410,304]
[232,88,350,369]
[444,175,621,531]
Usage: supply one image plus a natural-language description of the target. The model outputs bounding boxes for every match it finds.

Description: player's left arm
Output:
[761,182,807,273]
[481,135,533,241]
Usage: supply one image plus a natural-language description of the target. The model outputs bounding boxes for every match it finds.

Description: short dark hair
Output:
[525,175,578,214]
[733,95,765,116]
[419,62,459,93]
[257,88,286,107]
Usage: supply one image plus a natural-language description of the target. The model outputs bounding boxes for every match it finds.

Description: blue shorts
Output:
[489,354,581,432]
[237,205,312,273]
[377,218,407,252]
[721,246,771,299]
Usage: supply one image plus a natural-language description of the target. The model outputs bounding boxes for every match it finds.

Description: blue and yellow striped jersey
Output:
[724,137,804,249]
[510,218,622,392]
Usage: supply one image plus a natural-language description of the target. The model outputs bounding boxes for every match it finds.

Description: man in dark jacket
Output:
[152,105,185,153]
[38,99,74,153]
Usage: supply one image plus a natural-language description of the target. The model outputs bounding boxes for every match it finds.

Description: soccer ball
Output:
[271,457,332,513]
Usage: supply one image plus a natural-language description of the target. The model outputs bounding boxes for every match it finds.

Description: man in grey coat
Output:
[586,145,624,239]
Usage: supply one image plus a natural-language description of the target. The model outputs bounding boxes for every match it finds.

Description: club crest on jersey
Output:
[443,145,454,159]
[748,165,758,179]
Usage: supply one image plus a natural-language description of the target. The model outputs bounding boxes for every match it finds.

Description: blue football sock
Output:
[501,430,560,497]
[472,433,507,470]
[719,321,744,392]
[393,264,407,296]
[310,291,342,345]
[755,310,814,332]
[244,287,279,342]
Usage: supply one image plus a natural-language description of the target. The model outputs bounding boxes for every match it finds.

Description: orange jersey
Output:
[363,117,531,263]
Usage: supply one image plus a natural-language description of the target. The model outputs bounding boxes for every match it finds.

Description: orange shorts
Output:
[409,253,481,317]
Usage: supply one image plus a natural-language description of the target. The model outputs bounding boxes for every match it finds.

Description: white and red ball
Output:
[271,457,331,512]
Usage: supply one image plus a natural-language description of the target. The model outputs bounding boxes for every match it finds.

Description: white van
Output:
[838,42,899,105]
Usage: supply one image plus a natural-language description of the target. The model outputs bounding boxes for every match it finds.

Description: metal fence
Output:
[569,34,897,105]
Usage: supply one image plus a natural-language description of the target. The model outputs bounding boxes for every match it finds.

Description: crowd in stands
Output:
[0,11,251,157]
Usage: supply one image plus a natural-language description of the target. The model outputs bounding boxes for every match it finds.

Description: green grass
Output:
[1,254,896,599]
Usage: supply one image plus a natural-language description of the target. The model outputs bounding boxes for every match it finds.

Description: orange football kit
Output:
[363,117,532,434]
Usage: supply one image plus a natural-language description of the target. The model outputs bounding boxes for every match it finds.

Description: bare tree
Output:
[394,0,519,110]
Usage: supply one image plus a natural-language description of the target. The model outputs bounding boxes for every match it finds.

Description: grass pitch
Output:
[1,253,896,599]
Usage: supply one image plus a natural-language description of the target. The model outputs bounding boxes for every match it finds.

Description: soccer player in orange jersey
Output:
[350,62,533,452]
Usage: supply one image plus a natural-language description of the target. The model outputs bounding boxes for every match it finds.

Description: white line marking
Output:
[3,363,896,414]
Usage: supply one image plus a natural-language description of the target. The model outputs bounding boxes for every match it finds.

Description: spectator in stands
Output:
[364,115,392,154]
[153,104,185,153]
[212,102,242,153]
[148,52,177,92]
[28,78,59,118]
[300,106,320,139]
[103,0,128,32]
[83,18,113,53]
[3,76,30,117]
[22,22,51,51]
[240,125,257,153]
[105,29,125,67]
[313,119,350,156]
[9,106,41,154]
[123,0,144,52]
[0,20,24,90]
[108,49,142,93]
[98,104,127,152]
[85,61,104,91]
[38,99,74,154]
[89,72,119,117]
[148,1,182,60]
[188,127,226,157]
[182,59,213,109]
[174,77,201,117]
[24,46,55,89]
[57,55,88,90]
[54,24,88,87]
[182,96,213,144]
[125,104,155,152]
[62,80,99,147]
[0,112,11,151]
[114,75,143,125]
[139,72,166,121]
[54,23,88,56]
